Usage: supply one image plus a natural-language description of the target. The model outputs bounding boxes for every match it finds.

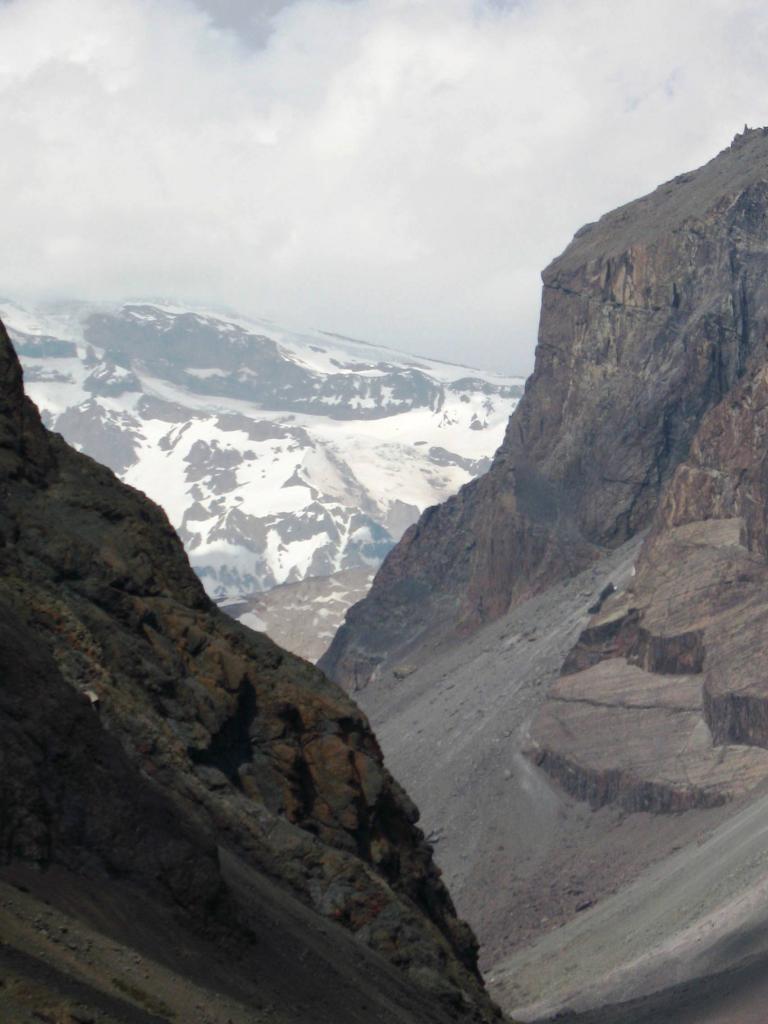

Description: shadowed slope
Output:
[0,319,500,1022]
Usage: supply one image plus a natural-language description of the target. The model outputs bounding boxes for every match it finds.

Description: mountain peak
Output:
[728,123,768,149]
[5,299,522,618]
[322,131,768,686]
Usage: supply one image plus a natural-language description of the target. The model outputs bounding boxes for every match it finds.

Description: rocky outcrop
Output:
[224,566,375,663]
[0,320,500,1022]
[529,650,768,813]
[321,127,768,688]
[561,607,706,678]
[0,599,225,912]
[656,362,768,750]
[530,467,768,813]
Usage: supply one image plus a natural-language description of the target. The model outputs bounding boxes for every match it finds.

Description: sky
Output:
[2,1,768,372]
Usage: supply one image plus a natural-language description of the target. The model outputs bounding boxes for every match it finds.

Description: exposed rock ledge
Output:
[530,514,768,813]
[531,355,768,815]
[529,659,768,812]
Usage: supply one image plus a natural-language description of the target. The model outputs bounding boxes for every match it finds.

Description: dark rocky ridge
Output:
[321,126,768,688]
[0,600,225,914]
[0,320,500,1022]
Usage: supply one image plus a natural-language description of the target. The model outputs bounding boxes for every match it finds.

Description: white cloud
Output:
[1,0,768,370]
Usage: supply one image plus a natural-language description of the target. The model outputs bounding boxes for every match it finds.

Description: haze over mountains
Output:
[8,120,768,1024]
[3,299,521,658]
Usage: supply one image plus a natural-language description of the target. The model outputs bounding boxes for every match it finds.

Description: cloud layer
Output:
[2,0,768,369]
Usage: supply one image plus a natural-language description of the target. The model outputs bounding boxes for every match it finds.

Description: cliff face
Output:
[523,135,768,815]
[659,362,768,748]
[528,346,768,817]
[0,599,225,913]
[321,127,768,689]
[0,321,499,1022]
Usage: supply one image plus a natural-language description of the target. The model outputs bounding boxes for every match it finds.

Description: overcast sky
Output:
[2,0,768,372]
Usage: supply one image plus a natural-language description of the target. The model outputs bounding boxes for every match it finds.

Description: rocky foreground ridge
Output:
[321,126,768,689]
[0,320,500,1023]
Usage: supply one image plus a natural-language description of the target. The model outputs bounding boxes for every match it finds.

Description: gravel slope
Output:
[0,854,482,1024]
[350,536,761,1017]
[353,526,768,1022]
[492,781,768,1020]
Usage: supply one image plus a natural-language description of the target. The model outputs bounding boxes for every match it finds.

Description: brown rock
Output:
[0,321,499,1021]
[321,128,768,689]
[531,502,768,812]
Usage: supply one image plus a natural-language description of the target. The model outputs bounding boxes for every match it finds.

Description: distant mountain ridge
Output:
[3,300,523,602]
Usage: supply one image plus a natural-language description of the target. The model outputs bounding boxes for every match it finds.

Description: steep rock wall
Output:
[656,362,768,748]
[529,351,768,814]
[321,128,768,688]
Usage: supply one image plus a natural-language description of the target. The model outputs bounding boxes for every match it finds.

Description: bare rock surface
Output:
[507,430,768,1017]
[348,536,732,971]
[0,320,500,1022]
[224,567,374,663]
[529,521,768,813]
[321,127,768,688]
[495,164,768,1018]
[531,662,768,812]
[530,505,768,816]
[324,129,768,1023]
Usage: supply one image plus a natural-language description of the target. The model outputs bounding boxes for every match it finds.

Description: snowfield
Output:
[3,299,523,603]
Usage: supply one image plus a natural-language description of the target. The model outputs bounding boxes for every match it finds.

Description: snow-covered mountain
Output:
[3,300,523,603]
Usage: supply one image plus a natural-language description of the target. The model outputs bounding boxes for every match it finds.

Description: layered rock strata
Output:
[530,402,768,813]
[321,127,768,689]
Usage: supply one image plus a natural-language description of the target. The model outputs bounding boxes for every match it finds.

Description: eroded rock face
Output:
[657,363,768,750]
[0,601,225,911]
[321,127,768,689]
[0,321,498,1021]
[529,353,768,814]
[527,516,768,813]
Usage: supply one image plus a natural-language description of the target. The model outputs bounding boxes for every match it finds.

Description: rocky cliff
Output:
[527,350,768,816]
[307,126,768,1024]
[0,319,500,1023]
[321,126,768,689]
